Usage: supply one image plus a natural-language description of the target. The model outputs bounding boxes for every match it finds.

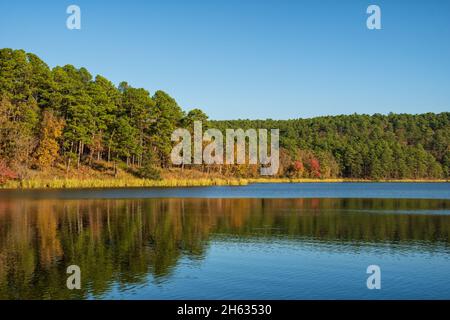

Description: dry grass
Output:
[1,178,248,189]
[1,177,447,190]
[1,163,447,189]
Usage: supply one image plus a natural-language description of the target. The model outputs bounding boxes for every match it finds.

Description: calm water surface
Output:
[0,183,449,299]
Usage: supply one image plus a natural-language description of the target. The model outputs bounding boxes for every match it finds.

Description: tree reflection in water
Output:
[0,198,449,299]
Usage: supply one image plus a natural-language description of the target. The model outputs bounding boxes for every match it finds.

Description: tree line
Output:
[212,113,449,179]
[0,48,448,181]
[0,48,208,181]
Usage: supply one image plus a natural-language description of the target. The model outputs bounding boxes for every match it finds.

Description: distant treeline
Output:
[212,114,449,179]
[0,48,448,182]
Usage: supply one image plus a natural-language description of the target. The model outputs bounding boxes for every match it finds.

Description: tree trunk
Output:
[66,158,71,174]
[77,141,82,169]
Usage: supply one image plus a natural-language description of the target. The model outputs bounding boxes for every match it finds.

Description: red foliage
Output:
[310,157,321,177]
[294,160,304,172]
[0,160,18,184]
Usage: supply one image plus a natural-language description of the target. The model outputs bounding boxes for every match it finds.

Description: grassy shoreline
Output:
[1,177,448,190]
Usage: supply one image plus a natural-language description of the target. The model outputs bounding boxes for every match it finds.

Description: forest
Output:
[0,48,448,185]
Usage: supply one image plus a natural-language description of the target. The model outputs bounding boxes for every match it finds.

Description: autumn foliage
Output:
[0,48,448,182]
[309,158,321,178]
[35,111,65,170]
[0,160,17,184]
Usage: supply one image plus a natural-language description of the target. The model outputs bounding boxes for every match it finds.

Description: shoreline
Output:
[1,178,448,190]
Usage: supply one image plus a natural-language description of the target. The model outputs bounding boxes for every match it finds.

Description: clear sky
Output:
[1,0,449,120]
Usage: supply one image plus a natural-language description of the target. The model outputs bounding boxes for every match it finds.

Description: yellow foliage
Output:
[35,111,65,170]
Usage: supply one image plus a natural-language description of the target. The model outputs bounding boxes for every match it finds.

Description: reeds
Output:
[1,177,446,190]
[1,178,249,189]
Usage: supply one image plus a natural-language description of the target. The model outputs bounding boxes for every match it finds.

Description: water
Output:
[0,183,449,300]
[2,182,448,199]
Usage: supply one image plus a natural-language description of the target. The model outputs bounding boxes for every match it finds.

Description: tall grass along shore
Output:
[1,178,448,190]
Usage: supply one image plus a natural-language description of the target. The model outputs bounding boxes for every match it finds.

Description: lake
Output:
[0,183,449,299]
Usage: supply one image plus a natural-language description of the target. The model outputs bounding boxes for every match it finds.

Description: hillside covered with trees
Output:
[0,48,448,185]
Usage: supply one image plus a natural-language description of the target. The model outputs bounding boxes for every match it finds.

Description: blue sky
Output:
[1,0,449,119]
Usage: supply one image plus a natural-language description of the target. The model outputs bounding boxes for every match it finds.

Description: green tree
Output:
[150,91,184,167]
